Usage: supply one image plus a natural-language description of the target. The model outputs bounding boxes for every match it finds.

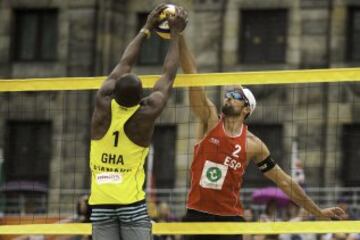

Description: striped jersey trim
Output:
[90,203,150,226]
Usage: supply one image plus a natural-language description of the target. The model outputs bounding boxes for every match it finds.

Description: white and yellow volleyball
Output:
[155,4,177,39]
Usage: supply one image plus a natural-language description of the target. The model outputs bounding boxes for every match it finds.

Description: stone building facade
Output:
[0,0,360,214]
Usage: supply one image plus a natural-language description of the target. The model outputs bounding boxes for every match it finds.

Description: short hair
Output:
[114,74,143,107]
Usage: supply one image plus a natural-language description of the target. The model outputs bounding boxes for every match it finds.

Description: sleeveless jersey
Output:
[187,119,248,216]
[89,99,149,205]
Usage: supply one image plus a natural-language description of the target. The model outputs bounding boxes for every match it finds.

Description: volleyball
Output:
[155,4,177,39]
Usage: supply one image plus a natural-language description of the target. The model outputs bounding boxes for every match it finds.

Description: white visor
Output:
[243,88,256,115]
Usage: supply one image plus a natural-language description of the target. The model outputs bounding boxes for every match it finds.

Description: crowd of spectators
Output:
[151,196,359,240]
[10,195,359,240]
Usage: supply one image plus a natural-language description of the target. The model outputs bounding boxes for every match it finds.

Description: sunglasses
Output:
[224,91,249,105]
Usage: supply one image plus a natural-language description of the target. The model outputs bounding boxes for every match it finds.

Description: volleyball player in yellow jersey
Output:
[88,5,187,240]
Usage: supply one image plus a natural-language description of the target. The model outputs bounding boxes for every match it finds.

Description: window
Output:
[347,7,360,62]
[4,121,52,183]
[137,13,169,65]
[242,124,283,188]
[13,9,58,61]
[240,9,287,64]
[342,124,360,186]
[151,125,176,188]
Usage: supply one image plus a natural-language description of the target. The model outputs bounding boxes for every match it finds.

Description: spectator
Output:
[280,203,315,240]
[336,197,357,220]
[13,235,44,240]
[263,200,283,222]
[54,194,91,240]
[157,201,177,223]
[147,199,159,219]
[253,214,277,240]
[76,194,91,223]
[154,202,179,240]
[322,233,360,240]
[321,197,360,240]
[243,207,256,222]
[243,208,256,240]
[70,194,91,239]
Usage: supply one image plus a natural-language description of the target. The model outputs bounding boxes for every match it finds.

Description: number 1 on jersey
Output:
[113,131,119,147]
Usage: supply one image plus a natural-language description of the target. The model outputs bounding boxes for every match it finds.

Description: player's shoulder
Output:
[246,130,262,145]
[246,129,270,160]
[135,92,166,118]
[246,130,268,151]
[142,91,166,106]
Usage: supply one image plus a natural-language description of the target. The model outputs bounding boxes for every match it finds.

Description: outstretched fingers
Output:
[168,6,188,32]
[153,3,168,15]
[333,207,346,219]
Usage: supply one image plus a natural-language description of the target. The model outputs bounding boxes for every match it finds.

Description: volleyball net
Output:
[0,68,360,238]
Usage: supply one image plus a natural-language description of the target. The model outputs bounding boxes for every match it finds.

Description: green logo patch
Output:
[206,167,222,182]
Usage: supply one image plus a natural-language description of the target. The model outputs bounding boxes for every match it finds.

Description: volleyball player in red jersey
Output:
[178,35,346,240]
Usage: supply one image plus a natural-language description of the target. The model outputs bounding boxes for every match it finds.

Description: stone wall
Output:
[0,0,360,214]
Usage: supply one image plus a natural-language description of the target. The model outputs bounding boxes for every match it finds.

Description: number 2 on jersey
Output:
[232,144,241,158]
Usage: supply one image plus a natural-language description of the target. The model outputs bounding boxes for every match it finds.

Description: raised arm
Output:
[249,135,345,220]
[147,7,187,116]
[98,4,167,96]
[265,165,345,219]
[91,5,166,140]
[179,35,218,139]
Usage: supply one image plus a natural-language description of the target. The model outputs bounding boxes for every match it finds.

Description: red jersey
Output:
[187,119,248,216]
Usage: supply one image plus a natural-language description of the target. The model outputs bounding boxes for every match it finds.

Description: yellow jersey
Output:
[89,99,149,205]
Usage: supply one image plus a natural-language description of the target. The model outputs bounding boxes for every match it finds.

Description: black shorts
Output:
[182,209,245,240]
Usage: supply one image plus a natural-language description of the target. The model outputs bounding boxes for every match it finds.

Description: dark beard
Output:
[221,105,240,116]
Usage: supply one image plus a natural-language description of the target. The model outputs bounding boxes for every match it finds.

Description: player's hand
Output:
[168,7,188,34]
[144,4,167,30]
[317,207,346,220]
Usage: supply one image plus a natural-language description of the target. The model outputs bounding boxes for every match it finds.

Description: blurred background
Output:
[0,0,360,237]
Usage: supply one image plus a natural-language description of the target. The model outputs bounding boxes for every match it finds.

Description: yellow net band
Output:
[1,68,360,92]
[0,221,359,235]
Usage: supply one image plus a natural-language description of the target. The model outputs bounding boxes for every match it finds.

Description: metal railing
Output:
[1,187,360,219]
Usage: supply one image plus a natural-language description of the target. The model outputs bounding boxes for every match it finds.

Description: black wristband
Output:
[256,155,276,173]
